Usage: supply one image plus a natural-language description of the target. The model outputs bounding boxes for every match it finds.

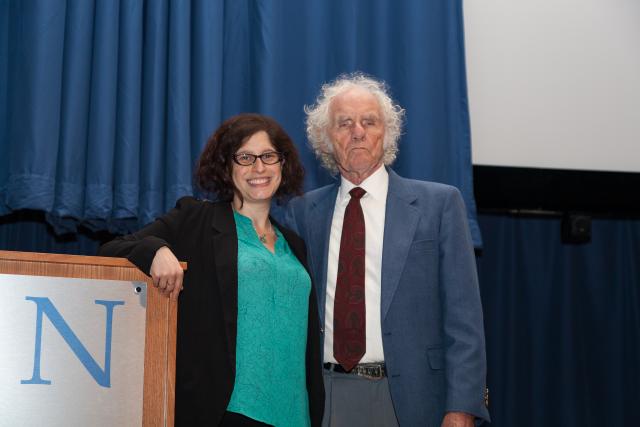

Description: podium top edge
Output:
[0,250,187,270]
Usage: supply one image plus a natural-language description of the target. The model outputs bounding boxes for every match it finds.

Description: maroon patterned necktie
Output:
[334,187,366,371]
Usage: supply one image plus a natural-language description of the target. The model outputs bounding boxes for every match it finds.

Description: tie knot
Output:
[349,187,366,200]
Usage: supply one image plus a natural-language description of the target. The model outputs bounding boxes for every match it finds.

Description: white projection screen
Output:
[464,0,640,173]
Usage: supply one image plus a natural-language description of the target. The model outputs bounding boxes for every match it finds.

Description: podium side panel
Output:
[0,251,177,427]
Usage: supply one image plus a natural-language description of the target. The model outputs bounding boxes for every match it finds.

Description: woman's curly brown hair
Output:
[195,113,305,203]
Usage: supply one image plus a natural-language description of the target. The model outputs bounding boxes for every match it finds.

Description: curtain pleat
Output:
[165,0,193,212]
[112,0,143,223]
[84,0,120,223]
[52,0,94,225]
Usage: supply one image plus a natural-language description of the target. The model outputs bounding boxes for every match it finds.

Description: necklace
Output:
[257,221,273,244]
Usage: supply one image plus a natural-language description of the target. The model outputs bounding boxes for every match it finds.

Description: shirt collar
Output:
[338,165,389,203]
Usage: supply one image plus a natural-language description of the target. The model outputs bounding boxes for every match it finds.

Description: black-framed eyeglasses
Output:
[232,151,284,166]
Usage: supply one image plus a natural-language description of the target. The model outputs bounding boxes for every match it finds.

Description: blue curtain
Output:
[0,0,481,245]
[477,214,640,427]
[0,209,111,255]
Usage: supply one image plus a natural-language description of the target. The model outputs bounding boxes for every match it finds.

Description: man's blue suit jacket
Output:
[285,168,490,427]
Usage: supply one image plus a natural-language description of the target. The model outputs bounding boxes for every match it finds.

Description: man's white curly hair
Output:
[304,73,406,175]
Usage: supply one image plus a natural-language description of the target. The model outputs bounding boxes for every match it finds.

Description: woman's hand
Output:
[150,246,184,299]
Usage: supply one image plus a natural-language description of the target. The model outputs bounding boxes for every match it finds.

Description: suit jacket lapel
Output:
[210,202,239,371]
[307,185,339,323]
[381,169,420,320]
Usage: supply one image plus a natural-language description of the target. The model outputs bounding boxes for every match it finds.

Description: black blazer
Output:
[99,197,324,426]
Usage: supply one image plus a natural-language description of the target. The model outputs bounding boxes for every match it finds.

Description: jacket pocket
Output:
[410,238,436,253]
[426,346,444,370]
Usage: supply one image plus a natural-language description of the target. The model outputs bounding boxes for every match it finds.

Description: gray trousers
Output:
[322,368,400,427]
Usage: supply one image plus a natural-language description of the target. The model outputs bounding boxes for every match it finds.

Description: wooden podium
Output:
[0,250,180,426]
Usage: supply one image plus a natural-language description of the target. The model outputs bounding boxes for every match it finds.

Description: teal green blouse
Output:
[226,211,312,427]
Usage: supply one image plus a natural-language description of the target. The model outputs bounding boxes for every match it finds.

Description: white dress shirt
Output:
[324,166,388,364]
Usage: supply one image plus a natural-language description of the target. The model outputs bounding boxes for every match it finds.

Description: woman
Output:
[99,114,324,427]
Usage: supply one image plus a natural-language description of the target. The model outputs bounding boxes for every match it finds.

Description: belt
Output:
[323,362,386,380]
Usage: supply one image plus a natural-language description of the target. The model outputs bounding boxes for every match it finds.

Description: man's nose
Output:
[352,122,365,140]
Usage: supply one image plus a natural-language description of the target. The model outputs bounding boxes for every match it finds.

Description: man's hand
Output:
[149,246,184,299]
[441,411,475,427]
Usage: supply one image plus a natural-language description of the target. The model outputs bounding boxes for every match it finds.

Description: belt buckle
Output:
[356,363,384,380]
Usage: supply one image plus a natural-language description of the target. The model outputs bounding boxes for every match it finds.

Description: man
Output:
[285,74,490,427]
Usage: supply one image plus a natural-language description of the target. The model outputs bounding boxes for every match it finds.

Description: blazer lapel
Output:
[307,185,339,323]
[210,202,239,371]
[381,170,420,320]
